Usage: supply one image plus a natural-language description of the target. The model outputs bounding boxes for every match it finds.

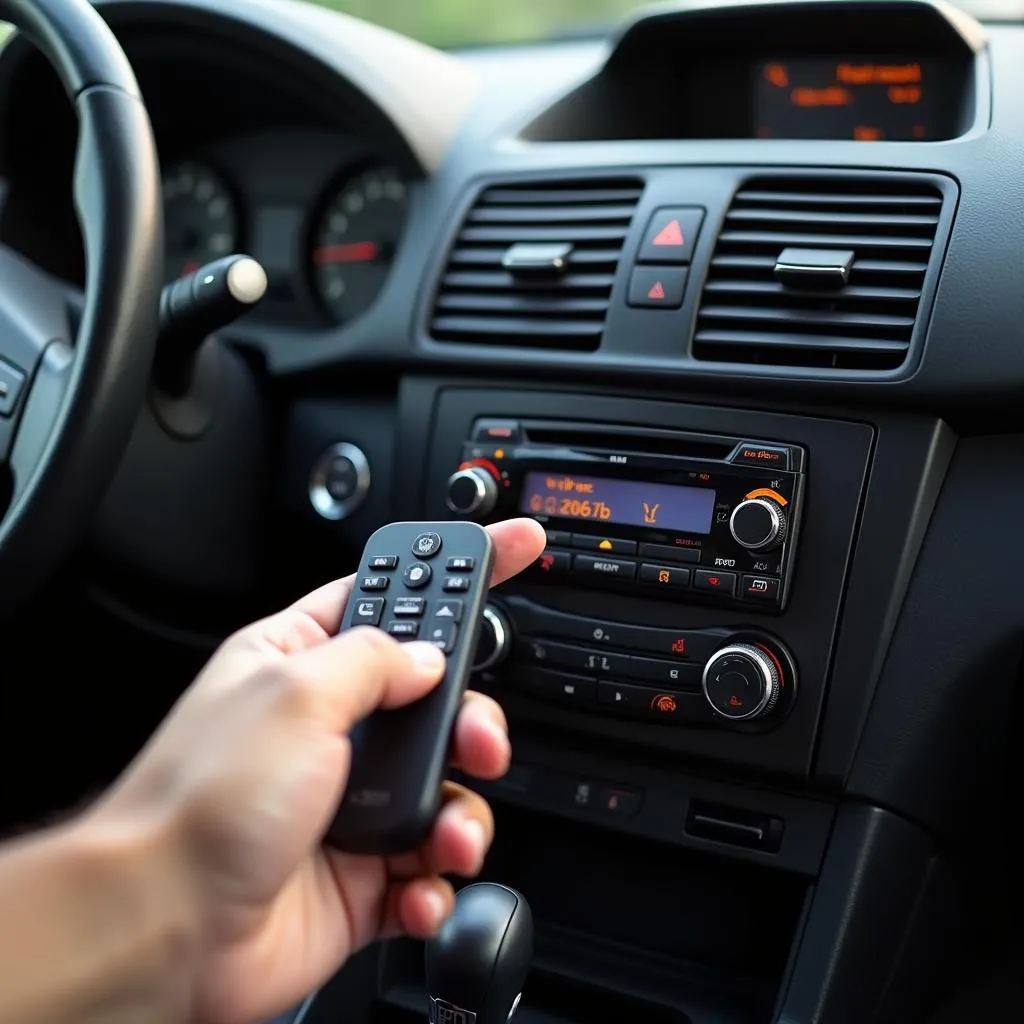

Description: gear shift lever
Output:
[425,883,533,1024]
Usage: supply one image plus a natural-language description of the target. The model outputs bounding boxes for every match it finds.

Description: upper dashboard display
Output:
[755,58,936,141]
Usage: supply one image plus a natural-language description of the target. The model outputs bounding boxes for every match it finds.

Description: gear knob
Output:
[425,883,533,1024]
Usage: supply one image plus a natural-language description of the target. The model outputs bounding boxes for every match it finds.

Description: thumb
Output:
[283,626,447,734]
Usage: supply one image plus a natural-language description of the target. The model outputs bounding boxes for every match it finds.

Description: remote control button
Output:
[387,620,419,638]
[360,576,390,591]
[393,597,426,616]
[433,599,464,623]
[426,621,458,653]
[412,533,442,558]
[368,555,398,570]
[446,556,475,571]
[351,598,384,627]
[443,576,471,592]
[403,563,432,589]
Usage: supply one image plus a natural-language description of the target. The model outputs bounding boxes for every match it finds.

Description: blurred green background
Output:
[301,0,644,47]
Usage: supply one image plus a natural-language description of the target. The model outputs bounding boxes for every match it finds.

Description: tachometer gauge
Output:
[162,161,239,283]
[309,166,407,324]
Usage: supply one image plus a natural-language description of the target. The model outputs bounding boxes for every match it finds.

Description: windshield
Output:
[306,0,1022,47]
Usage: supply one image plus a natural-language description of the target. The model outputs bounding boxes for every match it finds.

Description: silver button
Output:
[308,442,371,521]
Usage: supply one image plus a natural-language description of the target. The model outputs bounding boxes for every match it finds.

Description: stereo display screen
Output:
[520,472,717,534]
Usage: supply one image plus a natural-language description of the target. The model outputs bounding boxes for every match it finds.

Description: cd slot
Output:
[522,422,735,460]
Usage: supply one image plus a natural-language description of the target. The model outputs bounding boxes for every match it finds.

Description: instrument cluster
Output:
[161,142,410,330]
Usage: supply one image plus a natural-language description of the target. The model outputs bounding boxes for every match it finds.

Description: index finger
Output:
[291,518,546,635]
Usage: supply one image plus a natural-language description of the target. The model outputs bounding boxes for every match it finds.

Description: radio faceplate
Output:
[447,419,806,611]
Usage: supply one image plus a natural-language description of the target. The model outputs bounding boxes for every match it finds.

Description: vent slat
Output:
[695,176,944,371]
[436,293,609,316]
[703,280,922,302]
[468,205,637,225]
[717,230,934,250]
[442,271,616,292]
[448,247,621,268]
[726,208,939,231]
[699,305,915,332]
[694,329,908,355]
[431,316,603,339]
[711,255,930,276]
[431,177,643,351]
[459,224,630,245]
[734,190,942,210]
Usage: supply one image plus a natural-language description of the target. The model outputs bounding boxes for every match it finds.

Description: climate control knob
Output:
[446,467,499,519]
[473,605,512,673]
[702,643,782,722]
[729,497,788,552]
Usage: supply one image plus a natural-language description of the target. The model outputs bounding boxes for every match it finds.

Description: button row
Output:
[521,667,711,726]
[537,548,780,601]
[366,553,475,573]
[361,564,472,593]
[506,595,730,662]
[518,637,703,689]
[543,532,701,563]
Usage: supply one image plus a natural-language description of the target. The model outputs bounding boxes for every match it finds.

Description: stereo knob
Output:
[473,605,512,673]
[446,467,499,519]
[729,498,788,552]
[702,643,781,721]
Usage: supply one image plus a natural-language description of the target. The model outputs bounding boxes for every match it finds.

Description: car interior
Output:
[0,0,1021,1021]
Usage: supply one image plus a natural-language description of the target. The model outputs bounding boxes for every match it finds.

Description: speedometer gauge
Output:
[162,161,239,283]
[309,167,407,324]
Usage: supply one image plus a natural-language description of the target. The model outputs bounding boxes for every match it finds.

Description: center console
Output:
[405,384,873,779]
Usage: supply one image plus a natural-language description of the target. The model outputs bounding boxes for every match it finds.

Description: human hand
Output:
[86,518,545,1024]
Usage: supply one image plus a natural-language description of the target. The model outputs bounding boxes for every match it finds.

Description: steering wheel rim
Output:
[0,0,162,614]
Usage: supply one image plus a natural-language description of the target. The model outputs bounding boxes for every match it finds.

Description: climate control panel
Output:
[474,594,797,729]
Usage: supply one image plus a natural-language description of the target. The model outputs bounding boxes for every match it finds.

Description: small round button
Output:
[309,442,371,521]
[403,562,432,589]
[473,605,512,673]
[412,532,442,558]
[446,467,499,519]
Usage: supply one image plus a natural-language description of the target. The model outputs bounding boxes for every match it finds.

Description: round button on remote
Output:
[403,562,432,589]
[412,532,442,558]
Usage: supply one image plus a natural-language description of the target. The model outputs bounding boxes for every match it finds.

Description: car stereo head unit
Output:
[444,419,806,611]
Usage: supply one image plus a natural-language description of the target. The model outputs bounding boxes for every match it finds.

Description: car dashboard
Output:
[1,0,1022,1022]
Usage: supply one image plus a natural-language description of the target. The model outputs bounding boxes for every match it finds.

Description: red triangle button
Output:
[653,219,684,246]
[647,281,666,300]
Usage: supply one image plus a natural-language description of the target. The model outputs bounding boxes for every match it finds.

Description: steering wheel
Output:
[0,0,161,614]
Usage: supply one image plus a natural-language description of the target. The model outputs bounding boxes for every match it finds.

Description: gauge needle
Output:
[313,241,380,265]
[181,258,200,276]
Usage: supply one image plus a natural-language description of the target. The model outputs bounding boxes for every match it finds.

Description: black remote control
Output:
[324,521,495,855]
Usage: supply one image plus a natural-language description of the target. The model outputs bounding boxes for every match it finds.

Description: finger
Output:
[287,575,355,637]
[283,627,446,733]
[379,876,455,941]
[224,577,355,660]
[451,692,510,779]
[387,782,493,880]
[487,518,546,587]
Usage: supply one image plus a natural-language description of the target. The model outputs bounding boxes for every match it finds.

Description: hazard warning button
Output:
[637,207,705,265]
[627,267,688,309]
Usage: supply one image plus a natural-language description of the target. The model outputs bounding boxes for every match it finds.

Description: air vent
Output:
[694,177,945,371]
[430,179,644,350]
